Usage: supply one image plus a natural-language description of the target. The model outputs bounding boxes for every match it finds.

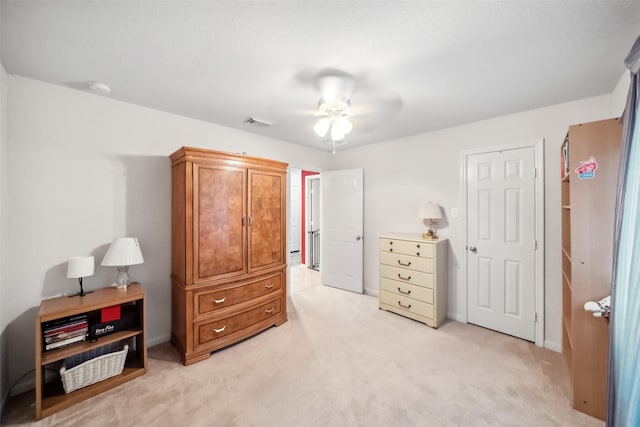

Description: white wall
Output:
[5,75,334,390]
[0,63,8,408]
[331,94,615,351]
[611,71,631,117]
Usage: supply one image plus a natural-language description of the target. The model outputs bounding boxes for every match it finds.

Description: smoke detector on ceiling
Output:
[243,116,273,128]
[88,81,112,95]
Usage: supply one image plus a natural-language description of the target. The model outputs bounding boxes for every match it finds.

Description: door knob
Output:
[469,246,477,253]
[356,235,362,241]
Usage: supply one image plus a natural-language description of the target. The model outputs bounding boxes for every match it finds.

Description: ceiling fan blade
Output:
[349,97,403,116]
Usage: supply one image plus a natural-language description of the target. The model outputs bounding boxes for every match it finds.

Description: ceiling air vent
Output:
[243,116,273,128]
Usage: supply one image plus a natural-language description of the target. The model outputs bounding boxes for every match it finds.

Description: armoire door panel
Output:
[194,164,247,281]
[248,170,285,271]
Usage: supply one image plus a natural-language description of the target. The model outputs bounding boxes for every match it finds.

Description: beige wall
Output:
[4,75,334,392]
[332,93,616,351]
[0,62,8,407]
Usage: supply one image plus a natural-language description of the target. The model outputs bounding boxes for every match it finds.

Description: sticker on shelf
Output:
[575,156,598,180]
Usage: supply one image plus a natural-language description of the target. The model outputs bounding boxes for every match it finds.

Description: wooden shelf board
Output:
[562,247,572,262]
[563,317,574,349]
[41,329,143,365]
[562,205,571,210]
[562,270,572,292]
[561,174,570,182]
[41,365,146,418]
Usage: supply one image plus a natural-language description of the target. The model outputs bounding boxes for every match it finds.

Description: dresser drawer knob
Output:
[213,325,226,333]
[265,284,274,289]
[389,241,393,245]
[397,273,412,281]
[265,308,274,314]
[214,297,226,304]
[397,260,411,267]
[389,248,393,252]
[416,252,420,256]
[397,287,411,295]
[416,244,421,248]
[398,301,412,309]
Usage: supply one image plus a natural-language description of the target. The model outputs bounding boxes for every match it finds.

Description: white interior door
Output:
[467,147,536,341]
[306,175,321,270]
[321,169,364,293]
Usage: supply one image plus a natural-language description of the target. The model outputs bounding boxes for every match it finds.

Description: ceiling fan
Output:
[303,69,402,153]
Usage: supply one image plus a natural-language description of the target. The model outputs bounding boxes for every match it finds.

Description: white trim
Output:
[147,334,170,348]
[460,139,545,347]
[446,312,467,323]
[364,288,379,297]
[544,340,561,353]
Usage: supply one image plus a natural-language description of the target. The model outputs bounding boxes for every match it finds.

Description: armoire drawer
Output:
[195,273,282,318]
[379,251,433,273]
[380,238,434,258]
[195,297,282,349]
[379,290,434,319]
[380,277,433,304]
[380,264,433,288]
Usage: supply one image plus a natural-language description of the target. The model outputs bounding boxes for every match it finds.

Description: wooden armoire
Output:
[170,147,288,365]
[561,118,622,420]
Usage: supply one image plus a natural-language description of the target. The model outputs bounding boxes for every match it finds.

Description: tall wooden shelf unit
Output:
[561,118,622,420]
[35,284,147,419]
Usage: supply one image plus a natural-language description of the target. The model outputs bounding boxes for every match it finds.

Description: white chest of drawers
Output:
[379,234,447,328]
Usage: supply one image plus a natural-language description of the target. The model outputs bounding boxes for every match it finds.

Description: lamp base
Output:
[422,228,438,240]
[114,266,131,289]
[68,290,94,298]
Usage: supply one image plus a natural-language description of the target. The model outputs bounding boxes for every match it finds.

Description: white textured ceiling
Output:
[2,1,639,152]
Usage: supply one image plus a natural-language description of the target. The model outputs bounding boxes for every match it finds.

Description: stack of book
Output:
[43,314,88,351]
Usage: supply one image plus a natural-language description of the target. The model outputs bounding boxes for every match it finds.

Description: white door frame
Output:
[460,139,545,347]
[305,174,321,269]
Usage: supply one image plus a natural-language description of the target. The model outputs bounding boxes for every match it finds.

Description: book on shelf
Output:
[45,327,88,344]
[45,333,87,351]
[44,320,88,337]
[561,137,570,179]
[42,313,87,330]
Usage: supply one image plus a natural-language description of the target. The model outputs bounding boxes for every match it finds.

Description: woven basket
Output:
[60,344,128,394]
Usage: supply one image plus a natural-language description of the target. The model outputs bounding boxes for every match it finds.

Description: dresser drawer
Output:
[195,297,282,349]
[379,290,434,319]
[379,251,433,273]
[195,273,282,318]
[380,277,433,304]
[380,238,434,258]
[380,264,433,288]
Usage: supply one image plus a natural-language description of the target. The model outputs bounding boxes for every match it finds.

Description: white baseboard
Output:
[364,288,379,297]
[148,334,171,348]
[446,312,466,323]
[544,340,562,353]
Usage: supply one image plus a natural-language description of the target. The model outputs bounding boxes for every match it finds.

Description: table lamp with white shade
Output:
[67,256,95,297]
[420,201,443,240]
[101,237,144,289]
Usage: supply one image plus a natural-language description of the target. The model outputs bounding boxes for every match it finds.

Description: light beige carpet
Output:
[3,266,602,426]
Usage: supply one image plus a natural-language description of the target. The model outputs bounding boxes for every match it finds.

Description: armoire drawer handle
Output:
[398,301,412,309]
[397,274,412,281]
[214,297,226,304]
[397,287,411,295]
[265,284,274,289]
[213,325,226,333]
[397,260,411,267]
[265,308,274,314]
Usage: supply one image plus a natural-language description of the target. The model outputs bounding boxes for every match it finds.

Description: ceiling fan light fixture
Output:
[313,117,332,137]
[333,116,353,135]
[331,125,346,141]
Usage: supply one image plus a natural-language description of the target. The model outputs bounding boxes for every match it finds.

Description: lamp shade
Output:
[420,202,442,220]
[67,256,95,278]
[101,237,144,267]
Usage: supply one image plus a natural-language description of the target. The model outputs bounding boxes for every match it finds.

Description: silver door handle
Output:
[356,235,362,241]
[469,246,477,253]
